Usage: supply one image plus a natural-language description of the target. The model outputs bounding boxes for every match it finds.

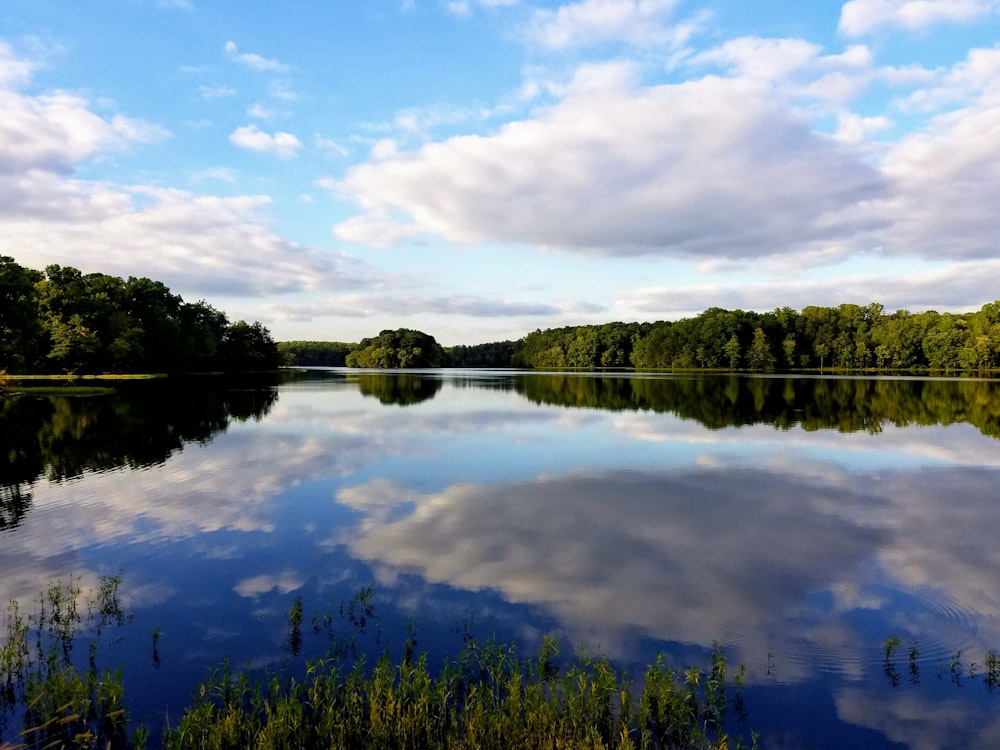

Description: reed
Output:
[1,574,137,749]
[161,638,754,750]
[3,579,757,749]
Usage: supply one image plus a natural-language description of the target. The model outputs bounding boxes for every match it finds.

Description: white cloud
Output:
[525,0,689,50]
[880,99,1000,261]
[223,40,290,72]
[190,166,238,182]
[690,37,823,82]
[0,49,366,299]
[0,89,167,175]
[267,79,298,102]
[229,124,302,157]
[895,46,1000,112]
[447,0,519,13]
[834,111,893,144]
[690,38,885,105]
[625,259,1000,315]
[0,41,36,87]
[335,71,886,259]
[315,134,350,157]
[247,102,272,119]
[0,177,352,296]
[197,83,236,100]
[839,0,1000,36]
[263,291,596,321]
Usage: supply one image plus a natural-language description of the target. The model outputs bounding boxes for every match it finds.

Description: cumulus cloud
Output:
[229,124,302,157]
[334,71,887,260]
[0,88,167,175]
[223,40,290,72]
[839,0,1000,36]
[525,0,687,50]
[690,37,824,82]
[334,35,1000,276]
[895,46,1000,112]
[0,172,363,296]
[0,46,367,299]
[625,259,1000,315]
[879,55,1000,261]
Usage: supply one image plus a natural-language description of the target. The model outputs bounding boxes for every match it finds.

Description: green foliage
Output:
[346,329,447,369]
[507,373,1000,439]
[513,322,646,370]
[1,574,138,749]
[0,259,281,374]
[0,377,278,490]
[508,302,1000,373]
[353,373,444,406]
[161,637,746,750]
[446,340,517,368]
[278,341,355,367]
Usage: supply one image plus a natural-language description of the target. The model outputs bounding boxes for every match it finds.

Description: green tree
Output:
[723,334,741,370]
[0,256,44,371]
[747,327,776,372]
[346,329,447,369]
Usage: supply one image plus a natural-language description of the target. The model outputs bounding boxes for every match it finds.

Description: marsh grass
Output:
[158,615,759,750]
[163,637,752,750]
[2,578,757,749]
[0,573,138,750]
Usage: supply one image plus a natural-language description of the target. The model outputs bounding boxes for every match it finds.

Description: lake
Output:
[3,370,1000,748]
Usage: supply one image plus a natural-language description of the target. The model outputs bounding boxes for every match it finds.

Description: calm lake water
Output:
[3,370,1000,748]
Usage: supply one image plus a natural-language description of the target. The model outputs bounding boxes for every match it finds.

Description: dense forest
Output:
[278,341,354,367]
[512,303,1000,372]
[282,302,1000,373]
[0,257,280,374]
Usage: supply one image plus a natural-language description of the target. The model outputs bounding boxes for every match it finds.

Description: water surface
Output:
[3,371,1000,748]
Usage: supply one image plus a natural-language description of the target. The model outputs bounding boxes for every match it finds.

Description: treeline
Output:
[512,303,1000,372]
[279,341,354,367]
[283,303,1000,373]
[280,334,519,369]
[0,257,280,374]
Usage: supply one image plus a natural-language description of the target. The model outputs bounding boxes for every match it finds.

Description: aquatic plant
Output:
[3,579,758,749]
[162,637,752,750]
[0,574,140,749]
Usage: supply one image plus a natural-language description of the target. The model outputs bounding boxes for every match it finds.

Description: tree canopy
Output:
[0,257,280,374]
[345,329,447,368]
[284,302,1000,373]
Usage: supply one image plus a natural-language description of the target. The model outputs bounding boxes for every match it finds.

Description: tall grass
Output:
[162,634,753,750]
[1,573,137,749]
[2,578,757,749]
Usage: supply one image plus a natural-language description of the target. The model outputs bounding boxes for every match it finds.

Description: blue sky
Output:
[2,0,999,345]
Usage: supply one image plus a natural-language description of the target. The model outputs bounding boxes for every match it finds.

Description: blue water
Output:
[3,370,1000,749]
